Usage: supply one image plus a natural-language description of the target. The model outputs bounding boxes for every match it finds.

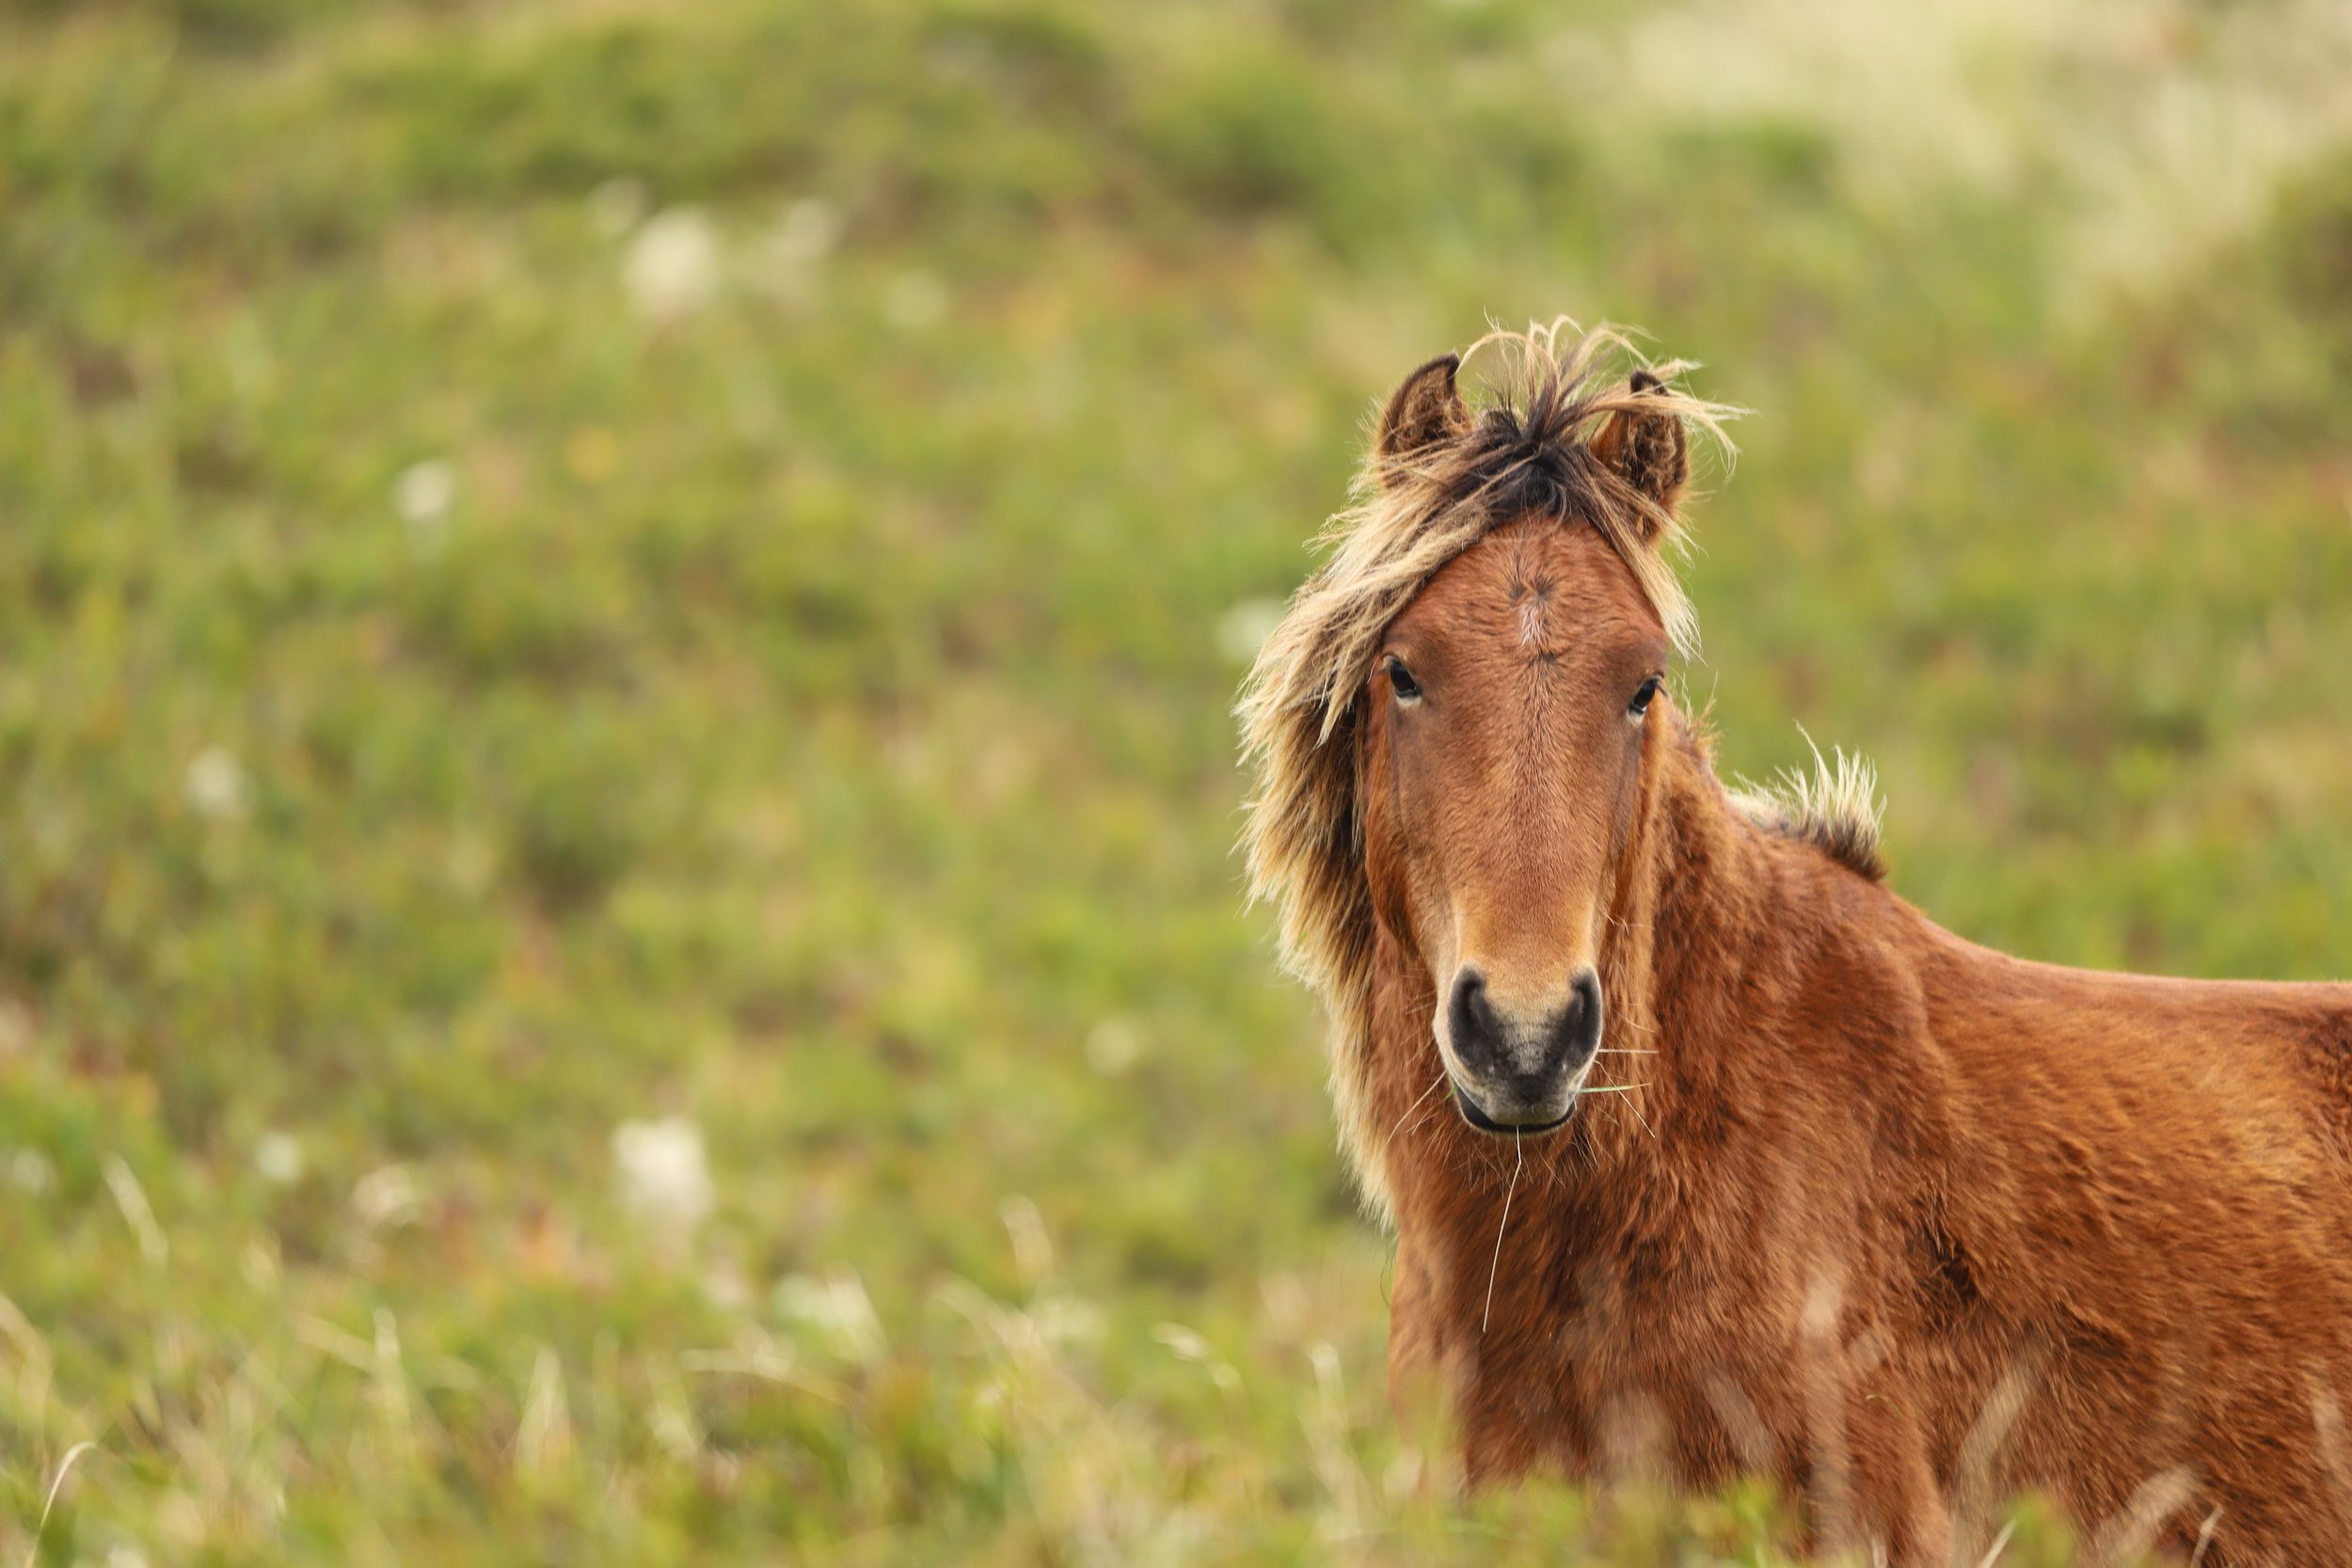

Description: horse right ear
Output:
[1590,368,1690,536]
[1374,353,1469,484]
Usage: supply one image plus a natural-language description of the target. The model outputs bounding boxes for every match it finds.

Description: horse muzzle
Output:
[1439,963,1603,1135]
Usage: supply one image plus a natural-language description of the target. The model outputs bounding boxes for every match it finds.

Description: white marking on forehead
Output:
[1515,579,1549,648]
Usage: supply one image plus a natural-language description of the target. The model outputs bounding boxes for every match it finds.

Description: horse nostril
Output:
[1555,967,1605,1068]
[1447,968,1501,1072]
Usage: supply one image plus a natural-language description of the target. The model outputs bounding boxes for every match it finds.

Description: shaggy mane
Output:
[1237,320,1876,1220]
[1727,741,1887,882]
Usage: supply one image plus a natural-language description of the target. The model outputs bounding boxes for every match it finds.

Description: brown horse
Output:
[1238,322,2352,1565]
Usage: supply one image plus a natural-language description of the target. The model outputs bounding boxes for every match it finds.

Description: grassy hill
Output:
[3,0,2350,1560]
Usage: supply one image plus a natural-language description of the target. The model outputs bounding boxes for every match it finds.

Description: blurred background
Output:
[3,0,2350,1561]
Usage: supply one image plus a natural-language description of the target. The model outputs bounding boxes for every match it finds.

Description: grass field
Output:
[3,0,2351,1561]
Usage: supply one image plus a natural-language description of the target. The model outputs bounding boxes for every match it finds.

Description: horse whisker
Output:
[1405,1082,1463,1143]
[1406,1102,1454,1145]
[1621,1091,1661,1142]
[1482,1128,1523,1336]
[1391,1069,1450,1141]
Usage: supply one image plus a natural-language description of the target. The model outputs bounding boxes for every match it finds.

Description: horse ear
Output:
[1592,369,1689,536]
[1374,353,1470,483]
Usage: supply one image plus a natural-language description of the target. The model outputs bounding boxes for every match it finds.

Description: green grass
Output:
[2,0,2350,1560]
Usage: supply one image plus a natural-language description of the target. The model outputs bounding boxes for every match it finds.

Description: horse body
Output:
[1240,324,2352,1563]
[1376,714,2352,1560]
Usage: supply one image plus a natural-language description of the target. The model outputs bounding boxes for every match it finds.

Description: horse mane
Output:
[1236,319,1878,1218]
[1727,742,1887,883]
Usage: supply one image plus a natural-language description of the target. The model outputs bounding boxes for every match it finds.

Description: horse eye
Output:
[1386,658,1422,703]
[1629,675,1662,718]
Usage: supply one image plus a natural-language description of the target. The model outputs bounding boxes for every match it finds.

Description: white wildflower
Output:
[772,198,844,267]
[612,1117,714,1231]
[623,208,722,321]
[184,746,247,821]
[254,1131,304,1185]
[1084,1016,1143,1077]
[352,1164,423,1227]
[394,459,454,553]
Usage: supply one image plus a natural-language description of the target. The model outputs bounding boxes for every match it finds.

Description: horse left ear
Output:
[1374,353,1470,483]
[1592,369,1689,536]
